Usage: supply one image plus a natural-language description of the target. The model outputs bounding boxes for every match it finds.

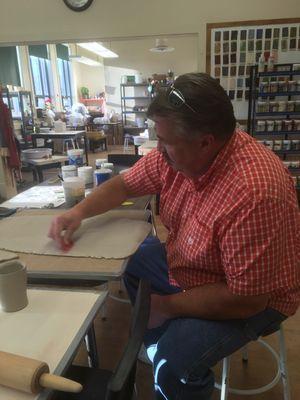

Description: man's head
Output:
[147,73,236,178]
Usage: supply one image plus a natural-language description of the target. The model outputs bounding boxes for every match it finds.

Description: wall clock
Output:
[63,0,94,12]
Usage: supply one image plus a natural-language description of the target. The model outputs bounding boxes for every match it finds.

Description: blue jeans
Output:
[123,237,286,400]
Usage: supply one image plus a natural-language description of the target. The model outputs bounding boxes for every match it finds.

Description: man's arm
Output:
[149,282,269,329]
[48,175,135,246]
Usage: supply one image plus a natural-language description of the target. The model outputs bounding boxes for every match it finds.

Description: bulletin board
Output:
[206,19,300,120]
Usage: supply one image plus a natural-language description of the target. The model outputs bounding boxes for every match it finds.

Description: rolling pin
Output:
[0,351,82,394]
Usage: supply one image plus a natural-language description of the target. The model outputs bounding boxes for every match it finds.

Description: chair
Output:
[53,279,151,400]
[123,134,133,152]
[86,130,108,153]
[215,324,291,400]
[107,154,142,167]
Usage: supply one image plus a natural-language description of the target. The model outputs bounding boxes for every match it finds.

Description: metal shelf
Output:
[254,131,300,136]
[259,71,300,77]
[273,150,300,155]
[121,83,148,87]
[258,91,300,97]
[256,112,300,117]
[123,97,150,100]
[289,168,300,173]
[122,111,147,114]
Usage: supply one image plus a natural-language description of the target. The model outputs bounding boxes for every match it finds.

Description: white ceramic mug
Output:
[0,260,28,312]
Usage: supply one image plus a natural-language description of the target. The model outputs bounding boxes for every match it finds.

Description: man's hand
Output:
[148,294,171,329]
[48,209,83,249]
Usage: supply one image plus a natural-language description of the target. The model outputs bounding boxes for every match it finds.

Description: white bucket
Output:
[61,165,77,180]
[62,177,85,207]
[77,166,93,185]
[67,149,84,166]
[95,158,108,169]
[102,162,114,173]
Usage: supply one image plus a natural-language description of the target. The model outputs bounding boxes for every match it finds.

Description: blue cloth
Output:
[123,237,286,400]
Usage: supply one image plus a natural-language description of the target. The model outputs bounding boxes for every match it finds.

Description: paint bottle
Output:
[258,54,265,73]
[267,53,275,72]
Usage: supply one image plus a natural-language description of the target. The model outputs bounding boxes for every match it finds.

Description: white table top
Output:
[25,156,68,166]
[33,131,85,136]
[0,288,107,400]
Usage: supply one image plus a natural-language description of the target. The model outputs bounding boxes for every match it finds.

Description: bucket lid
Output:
[67,149,84,155]
[94,168,112,174]
[78,166,93,172]
[62,165,77,170]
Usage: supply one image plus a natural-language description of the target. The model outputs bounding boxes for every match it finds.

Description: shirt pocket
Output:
[176,217,221,270]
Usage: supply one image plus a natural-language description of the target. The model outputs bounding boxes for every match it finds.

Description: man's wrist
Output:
[160,293,180,320]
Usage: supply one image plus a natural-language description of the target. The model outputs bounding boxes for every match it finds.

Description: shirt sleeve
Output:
[219,197,299,296]
[123,149,165,196]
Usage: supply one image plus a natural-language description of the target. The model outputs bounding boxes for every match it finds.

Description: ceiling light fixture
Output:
[77,42,119,58]
[150,38,175,53]
[69,55,103,66]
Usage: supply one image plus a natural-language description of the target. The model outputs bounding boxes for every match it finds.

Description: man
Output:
[49,73,300,400]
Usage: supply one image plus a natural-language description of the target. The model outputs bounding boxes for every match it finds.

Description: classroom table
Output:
[31,131,89,165]
[1,208,152,286]
[25,155,69,183]
[0,288,107,400]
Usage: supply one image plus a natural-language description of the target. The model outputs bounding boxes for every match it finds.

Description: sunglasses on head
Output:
[168,86,198,115]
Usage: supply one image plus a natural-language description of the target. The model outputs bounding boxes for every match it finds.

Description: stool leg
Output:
[278,327,291,400]
[242,345,249,363]
[220,357,231,400]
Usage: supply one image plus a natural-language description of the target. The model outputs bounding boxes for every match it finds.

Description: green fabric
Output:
[56,44,69,61]
[28,44,48,59]
[0,47,21,86]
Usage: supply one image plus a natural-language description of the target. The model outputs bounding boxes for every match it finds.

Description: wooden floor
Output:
[22,145,300,399]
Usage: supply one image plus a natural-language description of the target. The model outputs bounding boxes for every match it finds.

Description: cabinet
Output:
[247,63,300,190]
[120,83,151,131]
[1,88,34,148]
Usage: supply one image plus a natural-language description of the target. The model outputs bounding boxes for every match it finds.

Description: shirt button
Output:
[188,237,194,245]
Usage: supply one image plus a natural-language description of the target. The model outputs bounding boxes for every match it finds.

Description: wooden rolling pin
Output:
[0,351,82,394]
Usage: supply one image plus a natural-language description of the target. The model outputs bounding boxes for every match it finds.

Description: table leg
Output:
[113,125,116,145]
[32,136,37,148]
[83,134,89,165]
[36,167,44,183]
[85,322,99,368]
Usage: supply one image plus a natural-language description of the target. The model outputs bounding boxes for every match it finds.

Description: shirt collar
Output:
[189,129,239,190]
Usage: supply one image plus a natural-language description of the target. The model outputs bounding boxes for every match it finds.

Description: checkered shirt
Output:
[124,130,300,316]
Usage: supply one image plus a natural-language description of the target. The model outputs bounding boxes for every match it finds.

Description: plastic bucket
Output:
[62,177,85,207]
[78,166,93,185]
[61,165,77,180]
[94,168,112,186]
[67,149,84,166]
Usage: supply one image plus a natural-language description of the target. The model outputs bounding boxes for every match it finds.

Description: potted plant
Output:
[80,87,89,99]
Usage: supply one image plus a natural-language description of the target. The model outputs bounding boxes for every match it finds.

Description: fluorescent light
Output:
[69,55,102,66]
[77,42,118,58]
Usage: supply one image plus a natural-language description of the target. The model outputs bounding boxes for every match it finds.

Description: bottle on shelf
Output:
[258,54,265,73]
[267,52,275,72]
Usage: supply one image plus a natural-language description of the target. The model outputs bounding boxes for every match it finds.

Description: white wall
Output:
[1,0,299,71]
[103,35,198,119]
[103,35,198,78]
[72,62,105,99]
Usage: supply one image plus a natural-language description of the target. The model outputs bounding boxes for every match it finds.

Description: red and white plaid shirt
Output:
[124,130,300,316]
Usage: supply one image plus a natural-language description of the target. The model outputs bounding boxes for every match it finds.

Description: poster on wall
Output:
[210,23,300,119]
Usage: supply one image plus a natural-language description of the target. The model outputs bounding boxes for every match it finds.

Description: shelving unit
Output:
[247,63,300,190]
[120,83,151,132]
[1,88,34,149]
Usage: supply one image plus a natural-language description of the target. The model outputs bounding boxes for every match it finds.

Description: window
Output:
[57,58,73,110]
[56,44,73,110]
[29,45,53,108]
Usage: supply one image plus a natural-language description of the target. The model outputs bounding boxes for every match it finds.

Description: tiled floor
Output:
[21,145,300,399]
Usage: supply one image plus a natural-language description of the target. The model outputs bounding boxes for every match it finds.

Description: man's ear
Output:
[195,133,216,149]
